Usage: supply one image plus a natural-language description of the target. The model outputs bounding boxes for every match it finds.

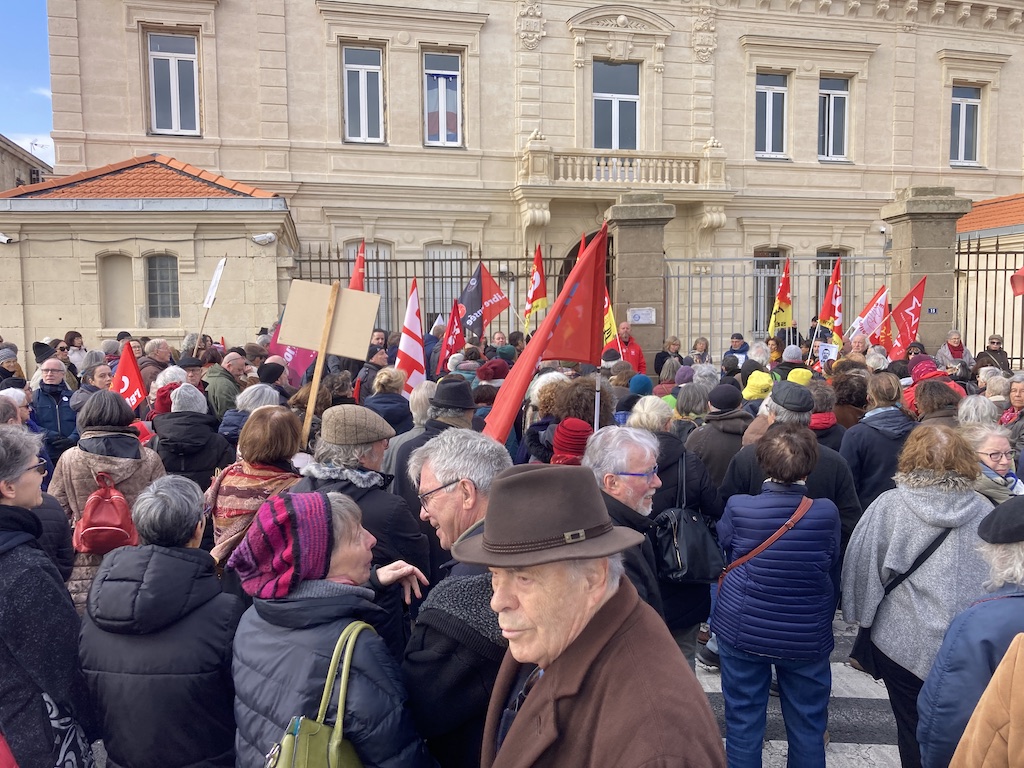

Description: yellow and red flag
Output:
[523,244,548,332]
[766,258,793,339]
[817,259,844,344]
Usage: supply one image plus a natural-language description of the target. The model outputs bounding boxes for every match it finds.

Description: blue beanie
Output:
[628,374,653,396]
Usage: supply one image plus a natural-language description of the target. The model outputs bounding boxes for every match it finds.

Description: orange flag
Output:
[349,240,366,291]
[523,244,548,332]
[115,342,147,411]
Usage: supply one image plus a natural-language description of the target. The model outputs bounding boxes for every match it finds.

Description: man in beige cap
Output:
[453,464,725,768]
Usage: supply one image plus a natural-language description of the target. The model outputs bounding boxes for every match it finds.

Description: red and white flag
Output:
[888,277,927,359]
[115,342,147,411]
[349,240,366,291]
[847,285,889,340]
[817,260,844,344]
[436,299,466,376]
[395,278,426,398]
[1011,264,1024,297]
[523,244,548,332]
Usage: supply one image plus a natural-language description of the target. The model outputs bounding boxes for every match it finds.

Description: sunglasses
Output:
[907,350,922,356]
[56,346,68,351]
[989,341,1003,346]
[24,458,46,476]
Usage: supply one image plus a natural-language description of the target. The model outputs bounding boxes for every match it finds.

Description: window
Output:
[950,85,981,165]
[345,241,394,327]
[424,53,461,147]
[818,78,848,160]
[147,255,180,319]
[343,47,384,143]
[148,33,199,135]
[593,61,640,150]
[816,251,843,310]
[755,73,787,157]
[423,244,469,323]
[753,250,783,337]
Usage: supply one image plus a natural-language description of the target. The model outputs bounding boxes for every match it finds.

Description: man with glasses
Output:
[137,338,172,394]
[30,352,79,463]
[582,426,665,618]
[973,333,1012,375]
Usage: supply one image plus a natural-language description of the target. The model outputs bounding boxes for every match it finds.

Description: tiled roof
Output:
[0,154,276,199]
[957,193,1024,234]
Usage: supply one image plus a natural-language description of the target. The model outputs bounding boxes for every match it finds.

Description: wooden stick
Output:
[301,282,341,449]
[192,306,212,357]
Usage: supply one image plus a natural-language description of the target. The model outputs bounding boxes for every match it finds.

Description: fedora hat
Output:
[430,376,476,410]
[452,465,644,567]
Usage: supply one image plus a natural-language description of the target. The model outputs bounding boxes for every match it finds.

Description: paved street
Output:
[698,615,901,767]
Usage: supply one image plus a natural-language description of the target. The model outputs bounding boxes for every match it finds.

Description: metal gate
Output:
[955,237,1024,370]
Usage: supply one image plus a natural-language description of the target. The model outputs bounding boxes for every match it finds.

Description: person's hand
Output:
[376,561,428,604]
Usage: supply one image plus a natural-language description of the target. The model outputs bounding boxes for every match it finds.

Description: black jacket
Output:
[79,546,244,768]
[152,411,236,491]
[838,408,918,512]
[33,492,73,581]
[812,422,847,452]
[232,587,434,768]
[602,492,665,619]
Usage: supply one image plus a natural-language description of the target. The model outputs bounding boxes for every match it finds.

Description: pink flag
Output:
[267,320,317,388]
[848,285,889,340]
[396,278,426,398]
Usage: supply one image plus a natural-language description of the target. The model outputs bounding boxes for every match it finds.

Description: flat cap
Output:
[320,404,395,445]
[978,496,1024,544]
[772,380,814,412]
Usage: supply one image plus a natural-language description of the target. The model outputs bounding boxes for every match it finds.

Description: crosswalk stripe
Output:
[696,662,891,700]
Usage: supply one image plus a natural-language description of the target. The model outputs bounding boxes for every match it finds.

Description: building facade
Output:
[34,0,1024,357]
[0,133,52,194]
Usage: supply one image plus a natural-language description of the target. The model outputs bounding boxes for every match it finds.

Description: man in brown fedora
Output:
[452,464,725,768]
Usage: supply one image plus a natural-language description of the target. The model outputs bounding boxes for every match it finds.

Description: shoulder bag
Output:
[264,620,374,768]
[652,456,726,584]
[849,527,953,679]
[717,495,814,588]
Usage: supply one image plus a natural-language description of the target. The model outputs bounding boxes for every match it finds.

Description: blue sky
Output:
[0,1,55,166]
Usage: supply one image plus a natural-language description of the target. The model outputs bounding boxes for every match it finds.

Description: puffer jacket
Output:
[839,407,917,510]
[685,408,754,487]
[232,585,435,768]
[80,546,244,768]
[33,491,74,581]
[152,411,236,490]
[217,409,250,446]
[713,483,841,660]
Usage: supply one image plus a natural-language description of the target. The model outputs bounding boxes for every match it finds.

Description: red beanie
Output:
[551,417,594,463]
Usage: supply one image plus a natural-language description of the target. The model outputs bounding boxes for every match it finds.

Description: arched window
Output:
[147,254,180,319]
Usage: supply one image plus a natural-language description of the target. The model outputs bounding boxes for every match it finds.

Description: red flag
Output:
[523,244,548,331]
[849,285,889,341]
[579,231,587,261]
[436,299,466,376]
[889,277,927,358]
[396,278,426,398]
[349,240,366,291]
[484,222,608,442]
[115,342,147,411]
[817,260,844,344]
[1011,264,1024,297]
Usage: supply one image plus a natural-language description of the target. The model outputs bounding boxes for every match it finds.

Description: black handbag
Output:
[850,527,953,679]
[652,456,725,584]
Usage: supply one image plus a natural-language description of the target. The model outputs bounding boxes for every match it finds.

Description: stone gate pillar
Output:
[606,192,676,375]
[880,187,971,350]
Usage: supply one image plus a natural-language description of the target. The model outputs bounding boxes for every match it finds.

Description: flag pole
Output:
[302,282,340,449]
[194,255,227,356]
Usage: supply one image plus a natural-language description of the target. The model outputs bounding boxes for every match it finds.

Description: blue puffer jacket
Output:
[232,585,435,768]
[917,585,1024,768]
[712,483,841,660]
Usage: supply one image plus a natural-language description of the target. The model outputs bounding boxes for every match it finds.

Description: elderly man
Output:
[602,321,646,374]
[973,333,1012,374]
[452,464,725,768]
[291,404,429,658]
[137,338,172,394]
[33,357,79,463]
[849,333,870,356]
[356,344,389,403]
[582,427,665,618]
[203,351,245,420]
[403,429,513,768]
[174,355,206,393]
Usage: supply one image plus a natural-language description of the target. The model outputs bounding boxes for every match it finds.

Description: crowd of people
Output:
[1,319,1024,768]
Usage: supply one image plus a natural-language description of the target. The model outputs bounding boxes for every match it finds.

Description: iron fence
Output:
[955,237,1024,370]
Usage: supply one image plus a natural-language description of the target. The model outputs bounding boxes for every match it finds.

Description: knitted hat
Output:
[367,344,385,362]
[708,384,742,411]
[601,348,622,370]
[320,404,395,445]
[908,354,938,382]
[906,341,927,356]
[476,358,509,382]
[446,353,465,372]
[496,345,517,362]
[741,370,773,401]
[772,380,814,412]
[0,377,26,391]
[0,349,16,364]
[551,417,594,462]
[628,374,654,396]
[674,365,694,385]
[33,341,56,364]
[258,362,286,384]
[227,492,335,599]
[782,345,803,363]
[170,383,208,414]
[152,381,181,416]
[788,368,813,386]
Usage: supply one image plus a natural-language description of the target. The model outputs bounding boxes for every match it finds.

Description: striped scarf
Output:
[207,461,300,564]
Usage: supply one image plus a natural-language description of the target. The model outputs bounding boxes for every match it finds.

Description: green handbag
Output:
[264,620,375,768]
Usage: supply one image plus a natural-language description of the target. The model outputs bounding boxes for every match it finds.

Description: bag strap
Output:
[718,496,813,587]
[674,456,686,509]
[882,527,953,597]
[328,621,374,752]
[314,620,374,725]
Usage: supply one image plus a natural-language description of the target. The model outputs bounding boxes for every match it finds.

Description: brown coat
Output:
[49,430,166,613]
[950,632,1024,768]
[481,579,725,768]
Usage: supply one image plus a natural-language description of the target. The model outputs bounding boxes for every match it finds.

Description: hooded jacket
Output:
[203,364,242,420]
[839,407,918,511]
[152,411,236,490]
[33,491,74,581]
[365,392,414,435]
[79,546,244,768]
[685,408,754,487]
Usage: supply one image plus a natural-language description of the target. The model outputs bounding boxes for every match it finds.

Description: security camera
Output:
[879,226,887,235]
[0,233,15,244]
[251,233,277,246]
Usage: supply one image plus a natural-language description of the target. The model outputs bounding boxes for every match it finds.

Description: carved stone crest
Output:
[692,8,718,63]
[518,1,546,50]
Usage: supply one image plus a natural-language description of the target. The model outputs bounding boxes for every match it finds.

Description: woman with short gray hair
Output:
[218,383,283,447]
[960,422,1024,505]
[79,474,245,768]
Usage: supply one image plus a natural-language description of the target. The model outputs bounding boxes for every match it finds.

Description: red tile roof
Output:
[0,154,277,199]
[957,193,1024,234]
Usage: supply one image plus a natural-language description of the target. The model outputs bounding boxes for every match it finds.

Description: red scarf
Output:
[999,407,1021,427]
[810,412,838,430]
[948,343,964,360]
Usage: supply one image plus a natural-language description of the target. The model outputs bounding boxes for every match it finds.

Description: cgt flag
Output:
[349,240,366,291]
[817,259,844,344]
[848,285,889,341]
[436,299,467,376]
[766,258,793,339]
[602,288,616,347]
[458,262,510,340]
[115,341,147,410]
[888,277,927,359]
[395,278,426,398]
[523,244,548,332]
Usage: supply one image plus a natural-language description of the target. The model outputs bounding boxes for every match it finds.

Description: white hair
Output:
[154,366,187,389]
[582,426,659,487]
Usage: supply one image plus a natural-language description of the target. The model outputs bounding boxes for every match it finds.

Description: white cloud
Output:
[30,87,52,99]
[6,134,55,168]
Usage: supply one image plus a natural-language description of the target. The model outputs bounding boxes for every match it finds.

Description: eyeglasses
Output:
[989,340,1003,346]
[615,464,659,481]
[907,350,922,356]
[56,346,68,351]
[40,367,63,374]
[978,450,1015,463]
[23,458,46,476]
[417,478,460,507]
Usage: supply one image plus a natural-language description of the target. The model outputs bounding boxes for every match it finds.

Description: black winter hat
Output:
[33,342,56,364]
[978,497,1024,544]
[258,362,286,384]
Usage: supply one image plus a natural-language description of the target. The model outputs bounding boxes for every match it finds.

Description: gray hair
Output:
[144,338,167,356]
[978,367,1003,385]
[979,540,1024,591]
[958,395,1002,426]
[870,345,889,357]
[40,359,67,373]
[765,396,813,426]
[988,376,1011,398]
[100,339,120,356]
[256,334,272,348]
[675,383,711,417]
[131,475,205,548]
[947,329,963,341]
[582,426,659,487]
[659,357,681,384]
[406,428,512,495]
[326,492,363,547]
[81,350,105,369]
[865,352,889,372]
[235,383,281,412]
[692,364,719,390]
[0,389,27,406]
[426,405,474,424]
[409,380,437,428]
[153,366,187,390]
[748,342,771,366]
[0,399,17,424]
[0,426,43,484]
[182,333,200,354]
[314,438,375,469]
[958,422,1011,450]
[626,396,674,432]
[566,553,626,596]
[170,383,208,414]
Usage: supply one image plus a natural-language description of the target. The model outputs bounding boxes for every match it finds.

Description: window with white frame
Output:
[423,53,462,147]
[950,85,981,165]
[818,78,849,160]
[343,47,385,143]
[755,73,787,158]
[148,33,200,135]
[593,61,640,151]
[345,241,394,327]
[147,255,180,319]
[423,243,469,324]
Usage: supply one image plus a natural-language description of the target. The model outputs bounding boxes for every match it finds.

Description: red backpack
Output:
[73,472,138,555]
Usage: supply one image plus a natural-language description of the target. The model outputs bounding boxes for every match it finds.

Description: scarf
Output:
[809,412,837,430]
[948,343,964,360]
[999,407,1021,427]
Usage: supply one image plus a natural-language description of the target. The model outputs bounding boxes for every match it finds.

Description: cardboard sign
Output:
[276,280,381,361]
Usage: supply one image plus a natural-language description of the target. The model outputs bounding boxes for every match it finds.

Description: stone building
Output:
[26,0,1024,364]
[0,133,51,195]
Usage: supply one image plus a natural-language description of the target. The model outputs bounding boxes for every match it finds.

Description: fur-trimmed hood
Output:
[299,462,392,490]
[893,470,976,492]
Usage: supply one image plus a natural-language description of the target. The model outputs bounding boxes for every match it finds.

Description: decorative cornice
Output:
[567,5,673,69]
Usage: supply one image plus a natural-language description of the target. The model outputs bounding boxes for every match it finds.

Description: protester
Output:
[365,366,414,434]
[960,423,1024,505]
[685,383,753,487]
[288,380,333,451]
[217,382,281,446]
[151,383,235,494]
[33,354,79,463]
[69,362,113,413]
[382,380,436,479]
[655,336,684,376]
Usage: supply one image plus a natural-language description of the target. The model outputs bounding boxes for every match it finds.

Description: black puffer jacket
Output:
[33,492,74,581]
[79,545,244,768]
[602,492,665,620]
[152,411,236,491]
[232,586,435,768]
